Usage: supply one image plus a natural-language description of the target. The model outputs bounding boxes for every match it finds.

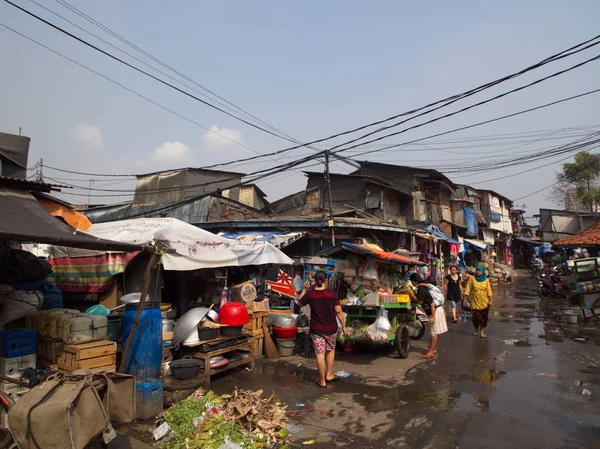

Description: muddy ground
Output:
[116,275,600,449]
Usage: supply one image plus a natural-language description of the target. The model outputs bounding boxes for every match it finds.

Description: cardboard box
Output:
[58,340,116,371]
[245,300,267,313]
[232,282,257,302]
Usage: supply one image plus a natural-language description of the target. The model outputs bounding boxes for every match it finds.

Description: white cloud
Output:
[69,124,104,151]
[201,125,246,149]
[151,141,193,165]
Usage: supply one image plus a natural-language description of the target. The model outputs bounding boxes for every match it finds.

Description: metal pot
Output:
[205,309,218,322]
[169,356,202,380]
[270,314,297,329]
[162,319,174,333]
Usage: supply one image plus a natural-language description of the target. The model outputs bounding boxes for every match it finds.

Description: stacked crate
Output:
[0,329,37,429]
[27,309,114,372]
[243,311,268,357]
[57,340,117,372]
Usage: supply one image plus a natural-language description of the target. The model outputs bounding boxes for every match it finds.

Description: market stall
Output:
[318,243,427,358]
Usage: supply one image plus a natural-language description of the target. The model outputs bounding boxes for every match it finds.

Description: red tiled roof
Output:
[554,219,600,246]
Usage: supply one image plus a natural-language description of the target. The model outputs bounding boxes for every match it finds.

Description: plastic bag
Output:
[374,306,392,332]
[366,306,391,342]
[361,259,379,281]
[366,322,388,342]
[219,436,243,449]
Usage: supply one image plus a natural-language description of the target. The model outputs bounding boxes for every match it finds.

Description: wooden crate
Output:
[39,336,64,364]
[58,340,116,371]
[77,364,116,374]
[251,335,264,358]
[243,311,269,336]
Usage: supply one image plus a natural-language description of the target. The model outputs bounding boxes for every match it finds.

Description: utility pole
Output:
[38,158,43,182]
[88,178,93,207]
[324,151,336,245]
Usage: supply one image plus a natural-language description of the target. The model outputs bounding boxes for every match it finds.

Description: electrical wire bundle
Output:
[2,0,600,207]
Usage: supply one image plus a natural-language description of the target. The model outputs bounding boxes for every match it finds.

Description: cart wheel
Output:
[410,321,426,340]
[395,325,410,358]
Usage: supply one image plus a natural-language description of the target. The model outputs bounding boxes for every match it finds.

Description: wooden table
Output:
[182,335,255,388]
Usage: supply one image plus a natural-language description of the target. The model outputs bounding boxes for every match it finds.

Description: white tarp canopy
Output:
[49,217,293,271]
[464,238,488,250]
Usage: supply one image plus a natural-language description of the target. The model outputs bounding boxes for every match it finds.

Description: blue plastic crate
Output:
[0,329,37,358]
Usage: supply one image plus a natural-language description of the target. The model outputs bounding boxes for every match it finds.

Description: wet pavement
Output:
[209,276,600,449]
[114,275,600,448]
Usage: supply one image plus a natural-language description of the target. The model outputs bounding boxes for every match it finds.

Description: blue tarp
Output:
[424,225,460,244]
[464,207,478,236]
[490,212,502,223]
[220,231,280,242]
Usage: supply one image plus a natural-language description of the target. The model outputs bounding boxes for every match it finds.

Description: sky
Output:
[1,0,600,220]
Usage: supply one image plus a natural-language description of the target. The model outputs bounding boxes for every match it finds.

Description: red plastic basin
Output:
[273,326,298,340]
[218,302,250,327]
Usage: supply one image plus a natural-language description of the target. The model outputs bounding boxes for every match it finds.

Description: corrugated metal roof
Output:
[85,196,210,224]
[0,176,63,192]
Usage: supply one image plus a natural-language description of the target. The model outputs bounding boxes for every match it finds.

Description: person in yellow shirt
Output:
[464,265,493,338]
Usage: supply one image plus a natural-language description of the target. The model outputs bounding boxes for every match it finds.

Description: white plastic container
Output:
[0,354,36,377]
[38,309,80,337]
[51,311,84,340]
[61,313,108,345]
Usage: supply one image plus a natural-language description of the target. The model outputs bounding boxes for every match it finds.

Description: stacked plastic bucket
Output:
[271,315,298,356]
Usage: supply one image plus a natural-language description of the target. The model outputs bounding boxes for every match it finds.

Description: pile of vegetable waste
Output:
[155,388,289,449]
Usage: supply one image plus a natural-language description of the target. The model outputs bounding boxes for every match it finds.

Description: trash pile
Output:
[155,388,289,449]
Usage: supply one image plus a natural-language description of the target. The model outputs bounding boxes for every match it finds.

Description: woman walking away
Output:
[298,270,348,388]
[444,265,462,323]
[464,265,494,338]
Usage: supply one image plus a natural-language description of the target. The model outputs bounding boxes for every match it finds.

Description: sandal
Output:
[326,376,340,382]
[480,333,487,339]
[316,380,327,388]
[422,352,435,359]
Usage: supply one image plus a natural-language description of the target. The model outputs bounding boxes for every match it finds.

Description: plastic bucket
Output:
[564,310,578,324]
[276,338,295,357]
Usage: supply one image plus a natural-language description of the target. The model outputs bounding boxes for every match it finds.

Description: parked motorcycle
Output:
[537,272,568,300]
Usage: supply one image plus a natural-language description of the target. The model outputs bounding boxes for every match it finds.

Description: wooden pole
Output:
[324,151,336,245]
[118,252,159,374]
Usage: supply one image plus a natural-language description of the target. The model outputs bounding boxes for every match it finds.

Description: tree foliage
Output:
[556,151,600,212]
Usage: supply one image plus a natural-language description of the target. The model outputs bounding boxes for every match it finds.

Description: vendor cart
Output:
[343,302,428,358]
[572,258,600,321]
[318,242,428,358]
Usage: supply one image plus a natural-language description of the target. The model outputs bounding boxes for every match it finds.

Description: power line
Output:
[4,0,299,141]
[329,53,600,156]
[0,21,274,161]
[32,0,338,163]
[51,0,304,145]
[12,0,600,170]
[342,88,600,160]
[468,150,599,185]
[54,0,600,158]
[513,181,561,201]
[8,0,353,169]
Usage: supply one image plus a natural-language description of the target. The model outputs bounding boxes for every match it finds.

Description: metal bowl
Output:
[173,307,210,348]
[270,314,297,329]
[205,309,218,322]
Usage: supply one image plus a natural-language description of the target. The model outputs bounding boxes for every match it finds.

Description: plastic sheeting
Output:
[50,218,293,270]
[463,207,478,236]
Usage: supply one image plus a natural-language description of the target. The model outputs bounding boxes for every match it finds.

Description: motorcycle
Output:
[537,271,568,300]
[409,306,429,340]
